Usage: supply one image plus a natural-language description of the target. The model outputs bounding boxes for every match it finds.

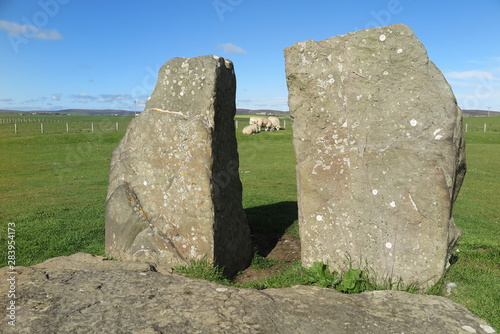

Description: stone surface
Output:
[105,55,252,276]
[285,24,466,288]
[1,253,495,334]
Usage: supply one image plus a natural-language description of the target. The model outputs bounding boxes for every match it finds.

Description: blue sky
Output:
[0,0,499,112]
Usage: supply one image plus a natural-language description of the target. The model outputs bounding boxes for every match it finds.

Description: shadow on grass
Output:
[244,201,298,257]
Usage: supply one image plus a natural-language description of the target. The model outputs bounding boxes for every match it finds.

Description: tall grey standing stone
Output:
[105,55,252,276]
[285,24,466,288]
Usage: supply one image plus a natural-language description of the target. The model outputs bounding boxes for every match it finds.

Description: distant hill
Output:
[0,109,136,116]
[236,109,289,115]
[462,109,500,117]
[1,108,497,117]
[0,108,289,116]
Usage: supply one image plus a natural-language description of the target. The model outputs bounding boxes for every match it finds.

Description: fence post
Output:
[235,120,238,129]
[41,123,44,134]
[284,120,286,129]
[14,123,17,135]
[484,123,487,133]
[66,123,69,133]
[116,122,118,131]
[91,123,94,132]
[465,123,468,132]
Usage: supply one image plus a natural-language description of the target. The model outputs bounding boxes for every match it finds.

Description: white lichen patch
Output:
[433,128,444,140]
[385,242,392,249]
[316,215,323,222]
[480,324,496,333]
[410,119,418,127]
[372,189,378,195]
[389,201,396,208]
[397,48,403,53]
[461,325,477,333]
[379,34,386,42]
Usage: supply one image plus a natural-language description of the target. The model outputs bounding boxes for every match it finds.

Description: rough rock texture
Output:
[1,254,495,334]
[106,55,252,276]
[285,24,466,288]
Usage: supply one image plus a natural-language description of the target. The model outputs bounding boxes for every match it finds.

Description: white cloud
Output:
[445,70,499,81]
[72,93,94,99]
[0,19,63,40]
[217,43,248,54]
[97,94,132,103]
[236,96,289,111]
[51,93,62,101]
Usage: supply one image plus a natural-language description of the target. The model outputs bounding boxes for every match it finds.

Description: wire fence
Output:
[1,116,497,137]
[0,119,131,137]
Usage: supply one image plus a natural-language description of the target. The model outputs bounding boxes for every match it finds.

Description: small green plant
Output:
[304,262,341,288]
[174,256,230,285]
[336,268,374,294]
[303,262,377,293]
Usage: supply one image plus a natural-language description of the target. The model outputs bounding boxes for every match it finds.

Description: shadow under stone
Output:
[244,201,298,257]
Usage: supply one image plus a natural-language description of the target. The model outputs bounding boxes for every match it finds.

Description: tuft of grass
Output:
[174,256,231,285]
[250,251,280,270]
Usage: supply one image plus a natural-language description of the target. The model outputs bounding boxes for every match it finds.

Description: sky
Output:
[0,0,499,112]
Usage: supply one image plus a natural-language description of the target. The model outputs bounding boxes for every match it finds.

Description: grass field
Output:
[0,114,498,328]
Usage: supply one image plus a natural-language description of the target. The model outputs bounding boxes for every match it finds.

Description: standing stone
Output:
[106,55,252,276]
[285,24,466,288]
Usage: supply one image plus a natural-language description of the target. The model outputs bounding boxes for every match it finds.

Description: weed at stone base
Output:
[303,262,376,293]
[174,256,230,285]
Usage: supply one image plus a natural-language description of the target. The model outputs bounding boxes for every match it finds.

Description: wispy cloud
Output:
[71,93,95,103]
[0,19,63,40]
[70,93,134,105]
[71,93,95,99]
[445,70,500,81]
[217,43,248,54]
[51,93,62,101]
[96,94,132,103]
[0,98,13,102]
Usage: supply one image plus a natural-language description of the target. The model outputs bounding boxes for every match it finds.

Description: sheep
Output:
[267,116,281,131]
[249,116,262,131]
[249,116,260,127]
[242,124,260,135]
[261,118,273,131]
[249,117,273,131]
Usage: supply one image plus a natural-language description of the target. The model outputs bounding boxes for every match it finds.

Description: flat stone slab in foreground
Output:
[1,253,495,334]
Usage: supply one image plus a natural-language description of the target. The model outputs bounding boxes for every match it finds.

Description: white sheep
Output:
[267,116,281,131]
[249,117,273,131]
[249,117,262,131]
[261,118,273,131]
[242,124,260,135]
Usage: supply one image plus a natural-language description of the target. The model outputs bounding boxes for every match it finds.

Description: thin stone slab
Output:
[105,55,251,276]
[285,24,466,288]
[1,253,495,334]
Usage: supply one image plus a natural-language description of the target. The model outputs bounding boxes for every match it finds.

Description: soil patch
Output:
[233,232,301,284]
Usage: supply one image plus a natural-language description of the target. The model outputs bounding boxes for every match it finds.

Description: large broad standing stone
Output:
[105,55,252,276]
[285,24,466,288]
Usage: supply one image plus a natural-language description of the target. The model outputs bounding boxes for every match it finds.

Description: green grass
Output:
[0,114,498,329]
[444,119,500,327]
[0,116,132,264]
